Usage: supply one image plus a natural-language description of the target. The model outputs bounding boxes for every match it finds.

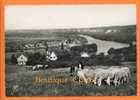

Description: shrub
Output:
[11,54,17,64]
[26,52,46,65]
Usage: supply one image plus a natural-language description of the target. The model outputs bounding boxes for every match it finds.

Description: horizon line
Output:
[5,24,136,31]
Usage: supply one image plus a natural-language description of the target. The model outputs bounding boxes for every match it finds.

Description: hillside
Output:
[5,25,136,43]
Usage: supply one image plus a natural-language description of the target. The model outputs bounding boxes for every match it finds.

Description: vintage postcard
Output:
[4,4,137,96]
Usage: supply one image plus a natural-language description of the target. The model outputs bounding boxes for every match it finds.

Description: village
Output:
[9,35,136,71]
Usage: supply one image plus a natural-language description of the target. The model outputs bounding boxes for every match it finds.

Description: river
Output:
[79,34,129,55]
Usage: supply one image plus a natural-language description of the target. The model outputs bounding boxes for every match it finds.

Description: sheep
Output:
[76,68,89,84]
[88,68,105,85]
[37,65,43,69]
[77,68,103,84]
[44,64,49,69]
[77,68,111,86]
[107,67,121,86]
[122,67,130,78]
[32,65,37,71]
[113,70,123,86]
[75,66,130,86]
[119,67,130,84]
[94,67,122,86]
[83,69,97,84]
[32,64,45,71]
[112,67,130,86]
[94,69,110,86]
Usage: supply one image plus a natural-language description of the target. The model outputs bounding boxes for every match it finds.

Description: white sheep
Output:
[120,67,130,83]
[107,67,121,86]
[94,69,110,86]
[76,68,89,84]
[76,68,97,84]
[75,66,130,86]
[113,67,130,86]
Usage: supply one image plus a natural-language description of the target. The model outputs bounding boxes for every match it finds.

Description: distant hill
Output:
[79,25,136,43]
[5,25,136,43]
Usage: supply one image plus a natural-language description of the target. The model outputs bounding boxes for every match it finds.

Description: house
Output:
[35,42,46,48]
[46,51,58,61]
[80,52,90,58]
[17,54,28,65]
[47,40,61,47]
[49,52,58,61]
[23,43,35,53]
[24,43,35,49]
[105,29,112,34]
[23,42,48,54]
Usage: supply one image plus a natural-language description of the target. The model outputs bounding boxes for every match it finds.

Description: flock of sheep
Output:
[26,64,131,87]
[75,66,131,86]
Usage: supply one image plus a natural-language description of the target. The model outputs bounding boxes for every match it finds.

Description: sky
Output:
[5,4,136,30]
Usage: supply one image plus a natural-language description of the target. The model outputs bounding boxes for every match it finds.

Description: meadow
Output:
[6,63,136,96]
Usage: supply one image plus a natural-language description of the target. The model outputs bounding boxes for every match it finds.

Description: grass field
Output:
[6,63,136,96]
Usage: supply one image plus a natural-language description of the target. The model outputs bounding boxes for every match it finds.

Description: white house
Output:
[105,29,112,34]
[46,51,58,61]
[80,52,90,58]
[17,54,28,65]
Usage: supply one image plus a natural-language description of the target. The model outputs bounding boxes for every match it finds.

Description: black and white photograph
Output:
[5,4,136,96]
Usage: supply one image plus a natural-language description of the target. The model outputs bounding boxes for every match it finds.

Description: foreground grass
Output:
[6,64,136,96]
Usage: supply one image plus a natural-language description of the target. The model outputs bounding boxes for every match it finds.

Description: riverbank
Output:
[79,34,129,55]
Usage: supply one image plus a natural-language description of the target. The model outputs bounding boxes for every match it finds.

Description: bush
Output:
[11,54,17,64]
[26,52,46,65]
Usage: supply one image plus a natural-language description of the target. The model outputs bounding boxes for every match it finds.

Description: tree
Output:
[108,48,115,55]
[27,52,46,65]
[11,54,17,64]
[44,41,48,51]
[60,42,64,50]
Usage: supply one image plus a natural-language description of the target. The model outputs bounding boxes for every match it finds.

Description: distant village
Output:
[5,25,135,68]
[8,36,136,68]
[10,39,85,66]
